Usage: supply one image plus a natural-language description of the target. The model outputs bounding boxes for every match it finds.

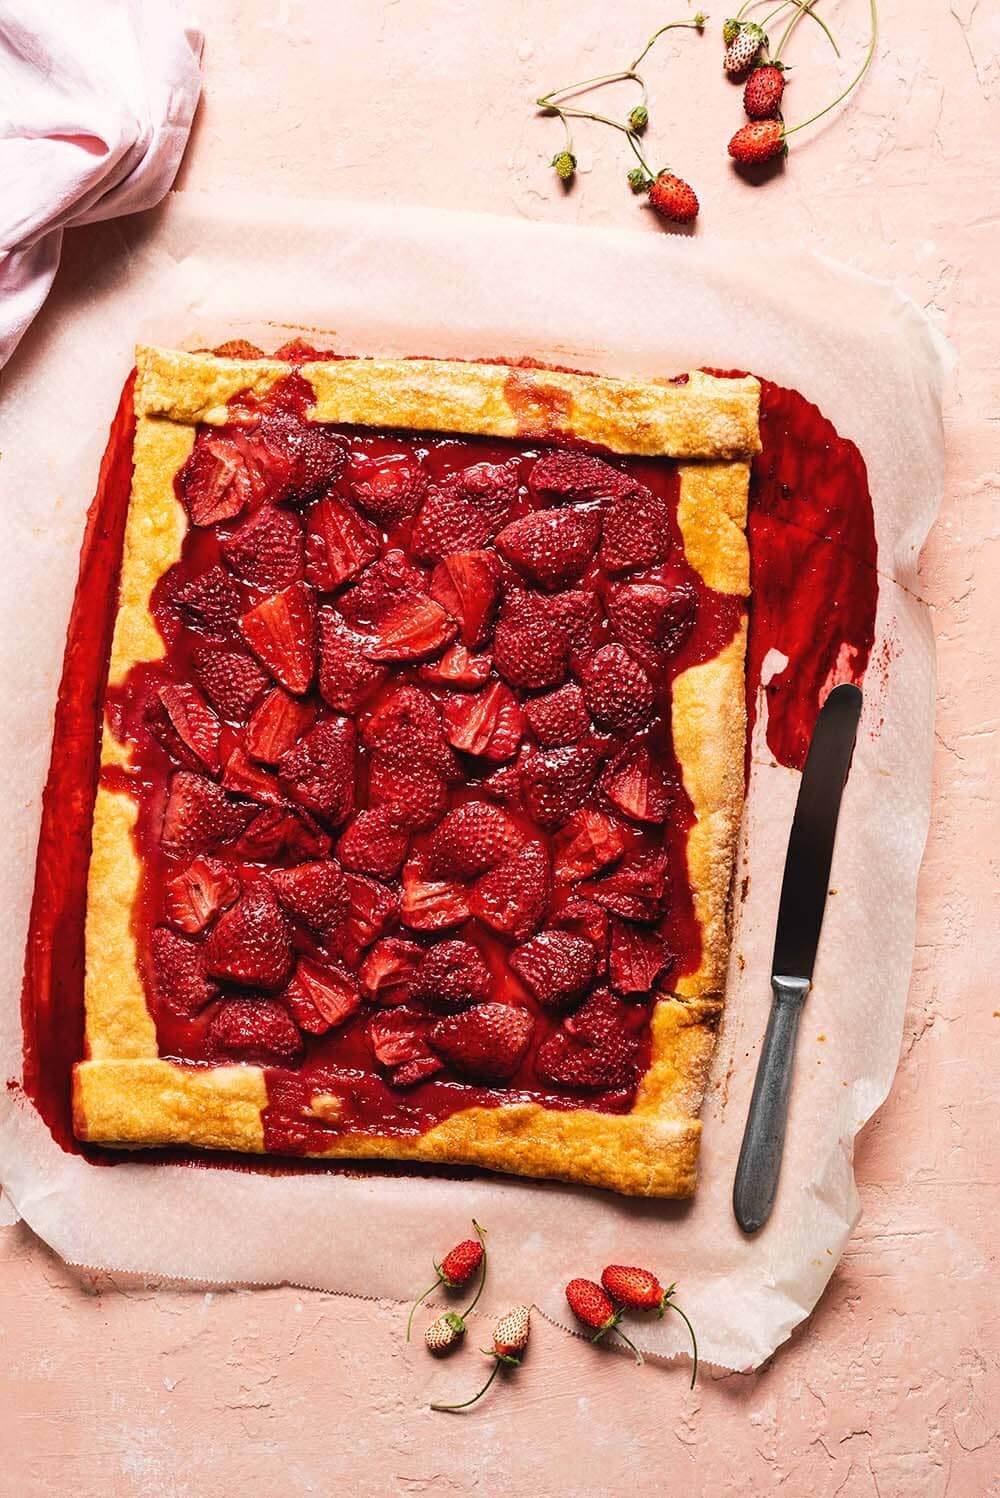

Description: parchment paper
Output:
[0,192,949,1371]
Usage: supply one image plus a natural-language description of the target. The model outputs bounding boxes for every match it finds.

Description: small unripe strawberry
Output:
[647,172,699,225]
[627,167,649,193]
[628,104,648,133]
[406,1220,487,1342]
[723,16,741,45]
[492,1303,531,1361]
[743,63,785,120]
[728,118,785,164]
[565,1277,643,1363]
[551,150,576,181]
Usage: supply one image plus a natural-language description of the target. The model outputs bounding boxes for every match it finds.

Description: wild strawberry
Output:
[441,680,524,763]
[471,842,551,941]
[426,801,522,880]
[723,20,764,74]
[552,809,626,883]
[173,565,243,639]
[609,919,672,994]
[425,1312,467,1354]
[519,742,601,830]
[304,495,380,591]
[407,1221,488,1345]
[338,806,408,879]
[363,594,457,663]
[191,645,269,721]
[743,61,785,119]
[282,958,361,1034]
[535,989,639,1091]
[348,449,427,523]
[527,451,636,508]
[601,743,672,823]
[510,929,596,1008]
[359,937,424,1005]
[204,880,293,990]
[551,149,576,180]
[222,505,304,591]
[430,1302,530,1412]
[206,997,303,1062]
[647,172,699,226]
[418,643,493,688]
[728,117,785,164]
[600,1267,699,1386]
[318,609,388,712]
[400,858,471,932]
[524,683,591,747]
[164,857,240,934]
[221,746,285,804]
[495,507,601,591]
[161,771,254,857]
[270,858,349,933]
[148,682,221,773]
[430,551,502,648]
[600,489,669,572]
[277,716,355,823]
[150,927,218,1013]
[429,1002,534,1082]
[244,687,315,763]
[565,1278,642,1363]
[604,579,697,660]
[580,645,655,734]
[410,939,492,1012]
[240,582,316,694]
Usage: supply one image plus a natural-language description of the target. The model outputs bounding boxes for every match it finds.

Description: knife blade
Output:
[733,682,863,1234]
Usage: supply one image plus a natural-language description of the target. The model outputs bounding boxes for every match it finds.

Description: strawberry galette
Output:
[71,345,759,1196]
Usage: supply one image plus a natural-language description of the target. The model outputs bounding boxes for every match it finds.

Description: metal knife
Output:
[733,682,863,1235]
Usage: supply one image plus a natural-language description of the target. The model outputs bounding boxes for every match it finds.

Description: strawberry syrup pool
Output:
[20,356,877,1163]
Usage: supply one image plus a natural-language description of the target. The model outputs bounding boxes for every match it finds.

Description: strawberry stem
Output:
[539,69,648,108]
[431,1356,502,1412]
[459,1220,488,1320]
[783,0,877,136]
[612,1323,645,1367]
[773,0,840,62]
[666,1300,700,1389]
[406,1277,442,1342]
[630,16,707,72]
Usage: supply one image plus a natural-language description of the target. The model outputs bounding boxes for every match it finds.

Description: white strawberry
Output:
[431,1304,533,1412]
[424,1312,466,1353]
[723,22,764,74]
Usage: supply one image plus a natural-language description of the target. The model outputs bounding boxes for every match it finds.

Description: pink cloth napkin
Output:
[0,0,202,366]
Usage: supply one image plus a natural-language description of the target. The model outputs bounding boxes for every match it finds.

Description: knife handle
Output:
[733,975,810,1234]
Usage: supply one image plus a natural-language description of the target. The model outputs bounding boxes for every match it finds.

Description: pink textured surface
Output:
[3,2,998,1493]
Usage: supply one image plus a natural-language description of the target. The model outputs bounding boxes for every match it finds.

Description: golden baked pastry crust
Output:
[73,347,758,1197]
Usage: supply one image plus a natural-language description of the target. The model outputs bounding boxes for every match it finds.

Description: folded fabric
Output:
[0,0,202,366]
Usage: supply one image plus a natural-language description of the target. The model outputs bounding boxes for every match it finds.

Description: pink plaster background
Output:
[2,1,998,1493]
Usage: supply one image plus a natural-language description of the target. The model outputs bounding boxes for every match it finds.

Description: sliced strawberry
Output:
[580,644,655,734]
[519,742,600,830]
[146,684,221,774]
[173,565,243,638]
[552,809,627,882]
[338,806,408,879]
[363,686,457,776]
[525,683,591,747]
[161,771,254,857]
[317,609,388,713]
[259,411,348,503]
[410,939,492,1012]
[191,645,269,722]
[178,426,285,527]
[581,853,668,922]
[493,607,569,690]
[605,579,697,659]
[441,679,524,763]
[393,1055,444,1087]
[222,505,304,591]
[430,551,502,648]
[204,880,293,989]
[400,858,471,932]
[368,1007,433,1068]
[535,989,638,1090]
[551,896,609,963]
[418,643,493,688]
[429,1002,533,1082]
[340,872,399,960]
[509,928,595,1009]
[283,958,361,1034]
[602,743,672,823]
[609,920,673,994]
[277,716,355,823]
[362,593,456,662]
[495,506,601,591]
[471,842,551,941]
[480,751,530,810]
[359,937,424,1005]
[348,449,427,523]
[270,859,349,933]
[304,495,380,590]
[232,806,331,862]
[426,800,522,879]
[338,549,425,631]
[150,927,218,1013]
[244,687,315,763]
[527,450,638,507]
[207,998,303,1062]
[600,489,671,572]
[410,488,492,562]
[164,857,240,934]
[240,581,316,694]
[368,754,448,833]
[222,746,286,804]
